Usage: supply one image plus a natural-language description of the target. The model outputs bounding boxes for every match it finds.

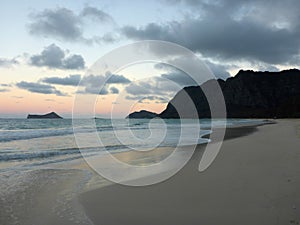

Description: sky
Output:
[1,0,300,118]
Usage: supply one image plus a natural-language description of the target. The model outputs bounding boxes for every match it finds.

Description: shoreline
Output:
[78,120,265,191]
[79,119,300,225]
[79,120,266,189]
[2,119,299,225]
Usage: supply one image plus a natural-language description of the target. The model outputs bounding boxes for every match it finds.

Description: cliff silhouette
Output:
[129,69,300,119]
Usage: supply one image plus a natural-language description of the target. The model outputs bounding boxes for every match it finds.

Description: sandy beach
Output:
[80,120,300,225]
[2,1,300,224]
[1,119,300,225]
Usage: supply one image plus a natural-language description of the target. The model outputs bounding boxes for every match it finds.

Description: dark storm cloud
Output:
[28,7,115,43]
[30,44,85,70]
[42,74,81,86]
[16,81,65,96]
[122,0,300,65]
[165,0,300,26]
[122,20,300,64]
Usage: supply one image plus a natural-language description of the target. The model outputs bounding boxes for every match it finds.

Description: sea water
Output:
[0,118,266,171]
[0,118,267,224]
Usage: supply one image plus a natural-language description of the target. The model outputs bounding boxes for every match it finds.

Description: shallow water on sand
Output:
[0,168,93,225]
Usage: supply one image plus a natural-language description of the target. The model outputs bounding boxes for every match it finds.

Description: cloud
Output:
[0,83,12,87]
[81,6,114,24]
[125,81,153,95]
[124,59,230,102]
[0,58,18,67]
[156,60,231,81]
[94,33,119,44]
[110,86,119,94]
[77,73,131,95]
[256,64,280,72]
[42,74,81,86]
[153,55,232,86]
[160,72,197,86]
[30,44,85,70]
[164,0,300,29]
[75,74,104,95]
[105,72,131,84]
[122,21,300,65]
[16,81,65,96]
[83,86,109,95]
[28,7,115,43]
[81,73,131,86]
[63,55,85,70]
[29,8,82,41]
[121,0,300,65]
[0,84,11,93]
[124,77,177,104]
[203,60,231,80]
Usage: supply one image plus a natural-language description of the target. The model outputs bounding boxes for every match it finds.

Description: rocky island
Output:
[27,112,63,119]
[126,110,158,119]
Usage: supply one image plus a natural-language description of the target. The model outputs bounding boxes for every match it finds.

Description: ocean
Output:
[0,118,266,172]
[0,118,268,224]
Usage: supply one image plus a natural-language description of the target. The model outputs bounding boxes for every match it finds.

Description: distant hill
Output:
[159,69,300,118]
[127,110,158,119]
[27,112,63,119]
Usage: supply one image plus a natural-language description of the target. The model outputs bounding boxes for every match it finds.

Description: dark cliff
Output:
[159,69,300,118]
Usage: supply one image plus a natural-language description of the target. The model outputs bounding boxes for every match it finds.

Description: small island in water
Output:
[126,110,158,119]
[27,112,63,119]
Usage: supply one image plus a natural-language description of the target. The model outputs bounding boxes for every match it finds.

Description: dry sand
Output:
[79,120,300,225]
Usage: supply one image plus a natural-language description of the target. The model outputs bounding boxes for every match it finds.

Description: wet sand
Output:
[80,120,300,225]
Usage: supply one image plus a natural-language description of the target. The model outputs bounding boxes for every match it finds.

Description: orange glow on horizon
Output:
[0,89,73,115]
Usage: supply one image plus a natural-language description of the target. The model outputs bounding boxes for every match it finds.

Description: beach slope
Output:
[80,120,300,225]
